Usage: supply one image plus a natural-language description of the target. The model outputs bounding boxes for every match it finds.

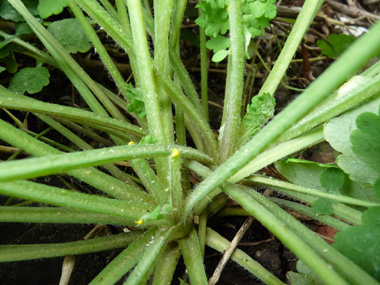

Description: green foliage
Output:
[196,0,277,62]
[287,260,323,285]
[8,66,50,94]
[242,92,275,137]
[311,198,334,215]
[317,33,356,58]
[38,0,67,19]
[139,135,157,145]
[334,224,380,280]
[320,167,345,195]
[47,18,91,53]
[0,0,38,21]
[125,83,146,118]
[0,38,17,73]
[325,98,380,186]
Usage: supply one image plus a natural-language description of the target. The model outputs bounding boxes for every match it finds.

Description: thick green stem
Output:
[0,232,143,262]
[259,0,324,96]
[90,229,158,284]
[219,0,245,162]
[152,243,181,285]
[184,18,380,217]
[178,229,208,284]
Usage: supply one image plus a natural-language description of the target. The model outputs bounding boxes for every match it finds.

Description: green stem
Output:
[259,0,324,96]
[125,228,174,285]
[152,243,181,285]
[0,231,143,262]
[241,185,378,285]
[0,206,140,226]
[0,180,154,220]
[269,198,350,231]
[198,0,209,121]
[0,119,151,202]
[249,175,380,208]
[126,0,165,143]
[178,229,208,284]
[223,184,349,285]
[219,0,245,162]
[0,143,213,182]
[68,0,129,100]
[90,229,157,284]
[184,18,380,217]
[170,148,184,223]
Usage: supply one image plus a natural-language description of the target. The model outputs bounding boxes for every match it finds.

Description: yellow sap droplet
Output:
[136,219,143,225]
[128,141,135,146]
[227,5,231,10]
[171,148,180,158]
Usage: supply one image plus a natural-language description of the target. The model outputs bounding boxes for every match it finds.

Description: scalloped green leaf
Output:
[334,224,380,280]
[38,0,67,19]
[47,18,91,53]
[317,34,356,59]
[205,34,230,53]
[351,108,380,173]
[242,92,276,138]
[324,97,380,185]
[8,67,50,95]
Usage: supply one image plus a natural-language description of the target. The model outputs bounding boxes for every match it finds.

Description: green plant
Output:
[0,0,380,284]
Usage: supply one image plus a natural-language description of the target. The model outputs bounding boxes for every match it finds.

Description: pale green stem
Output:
[219,0,245,162]
[184,18,380,217]
[178,228,208,284]
[259,0,324,96]
[269,198,350,231]
[125,228,174,285]
[0,232,143,262]
[152,243,181,285]
[198,0,209,121]
[90,229,158,284]
[0,119,151,202]
[0,206,139,226]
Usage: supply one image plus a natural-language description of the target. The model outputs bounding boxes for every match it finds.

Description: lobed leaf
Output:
[317,34,356,59]
[242,92,276,138]
[38,0,67,19]
[8,66,50,94]
[47,18,91,53]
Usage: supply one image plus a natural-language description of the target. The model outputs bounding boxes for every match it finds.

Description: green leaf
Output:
[0,66,6,73]
[195,2,229,38]
[320,167,345,194]
[205,34,230,53]
[333,224,380,279]
[14,21,33,35]
[242,0,277,37]
[47,18,91,53]
[317,34,356,59]
[139,135,157,145]
[351,107,380,173]
[362,207,380,225]
[38,0,67,19]
[311,198,334,215]
[125,83,146,118]
[242,92,276,137]
[275,159,326,191]
[0,0,38,21]
[211,49,229,62]
[8,67,50,94]
[276,158,377,201]
[287,260,324,285]
[324,97,380,185]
